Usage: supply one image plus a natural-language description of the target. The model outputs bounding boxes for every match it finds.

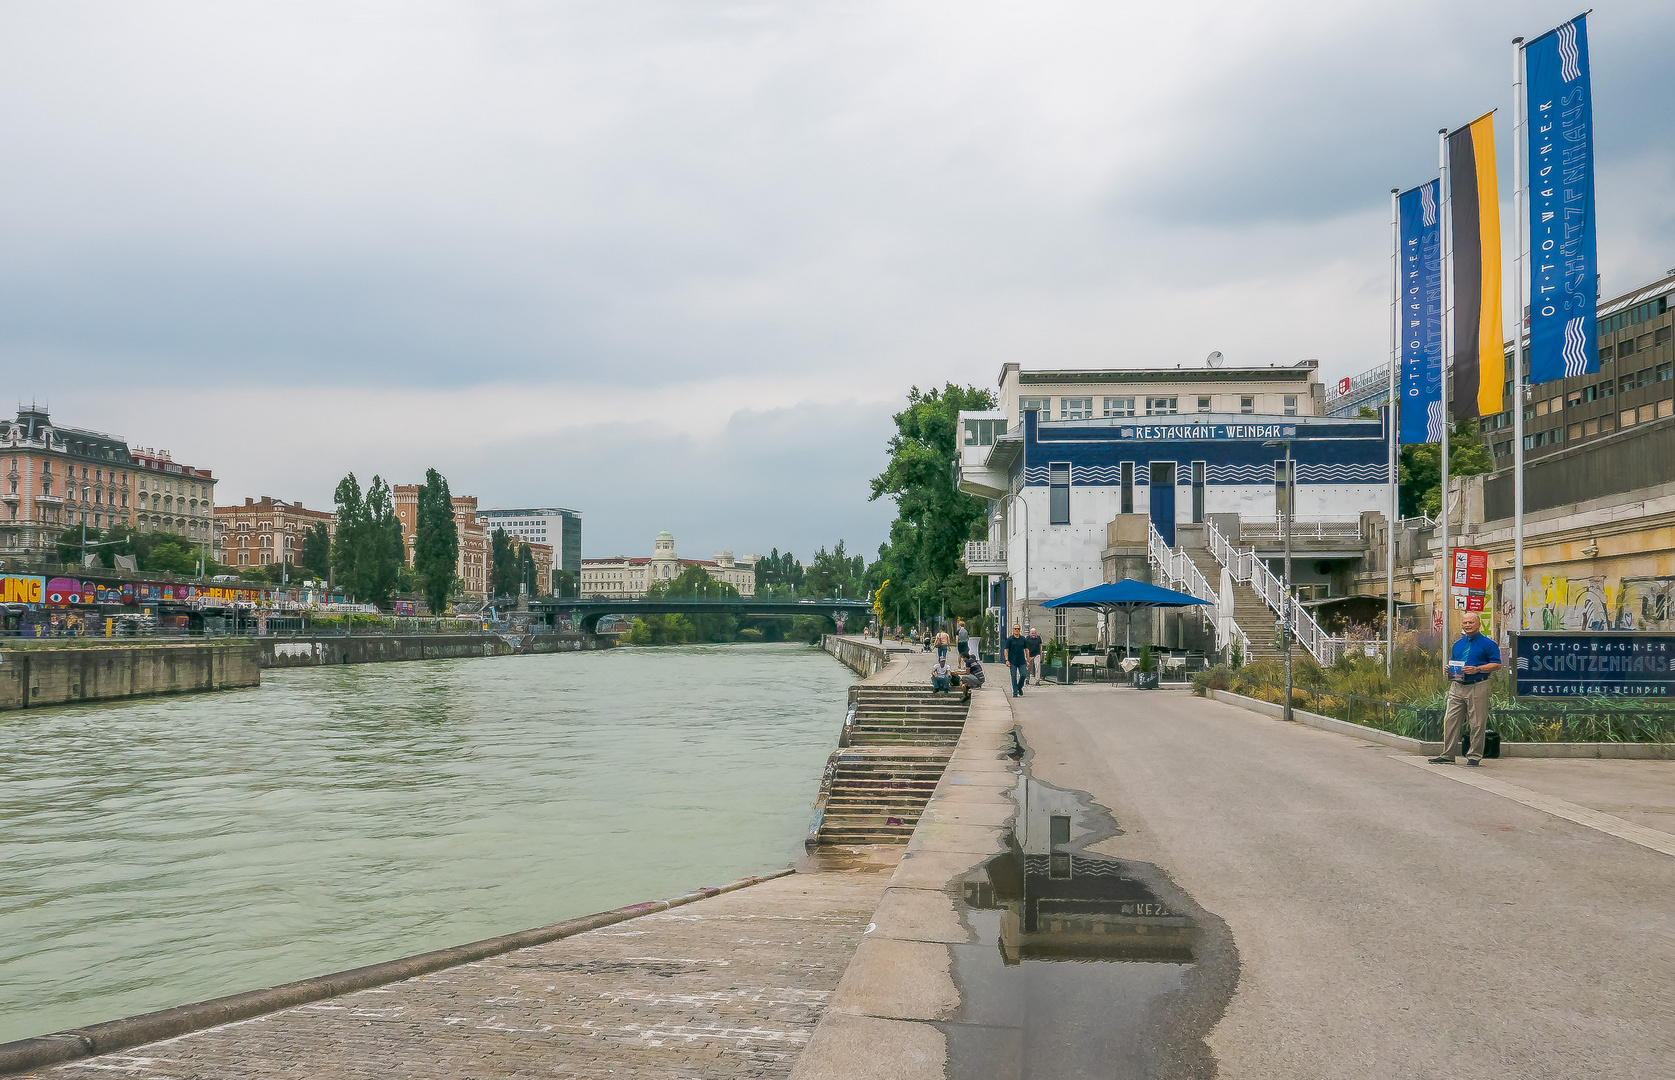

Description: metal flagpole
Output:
[1511,37,1528,636]
[1438,129,1453,644]
[1387,187,1400,675]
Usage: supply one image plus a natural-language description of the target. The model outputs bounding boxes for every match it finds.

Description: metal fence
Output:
[1226,678,1675,743]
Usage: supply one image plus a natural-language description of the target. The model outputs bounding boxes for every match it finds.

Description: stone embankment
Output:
[821,633,892,677]
[258,632,608,669]
[0,642,260,711]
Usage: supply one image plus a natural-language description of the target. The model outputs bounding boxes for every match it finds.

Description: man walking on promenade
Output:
[934,629,949,662]
[1025,625,1043,685]
[1005,623,1029,698]
[1429,611,1501,766]
[956,619,969,660]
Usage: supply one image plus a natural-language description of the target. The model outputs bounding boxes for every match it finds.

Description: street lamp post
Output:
[993,491,1030,645]
[1264,438,1295,722]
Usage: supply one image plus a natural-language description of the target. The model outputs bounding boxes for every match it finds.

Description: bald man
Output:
[1430,611,1501,766]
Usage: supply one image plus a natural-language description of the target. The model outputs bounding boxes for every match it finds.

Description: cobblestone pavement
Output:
[39,869,893,1080]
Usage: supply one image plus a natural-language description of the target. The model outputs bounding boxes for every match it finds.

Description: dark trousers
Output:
[1010,662,1027,696]
[931,674,950,693]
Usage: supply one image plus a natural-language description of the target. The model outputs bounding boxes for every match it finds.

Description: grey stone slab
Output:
[824,937,957,1022]
[867,886,969,945]
[787,1013,945,1080]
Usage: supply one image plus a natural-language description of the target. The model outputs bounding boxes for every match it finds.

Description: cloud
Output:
[2,1,1671,557]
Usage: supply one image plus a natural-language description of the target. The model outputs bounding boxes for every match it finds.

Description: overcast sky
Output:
[4,1,1671,560]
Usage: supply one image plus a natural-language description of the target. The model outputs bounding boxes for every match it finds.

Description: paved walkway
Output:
[26,647,931,1080]
[1013,685,1673,1079]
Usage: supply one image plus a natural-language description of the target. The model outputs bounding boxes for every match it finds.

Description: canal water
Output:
[0,643,853,1044]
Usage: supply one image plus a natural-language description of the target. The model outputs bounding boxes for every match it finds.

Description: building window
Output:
[1274,459,1294,517]
[1120,461,1134,515]
[1145,396,1177,416]
[1240,395,1255,414]
[1059,397,1092,420]
[1019,397,1050,418]
[1049,462,1070,525]
[962,419,1000,446]
[1658,362,1673,383]
[1101,396,1135,418]
[1283,395,1298,416]
[1197,396,1212,413]
[1191,461,1206,523]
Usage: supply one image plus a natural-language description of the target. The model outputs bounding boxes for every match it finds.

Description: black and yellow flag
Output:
[1446,113,1503,420]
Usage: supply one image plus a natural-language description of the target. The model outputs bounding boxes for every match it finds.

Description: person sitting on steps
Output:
[953,652,985,702]
[930,656,952,694]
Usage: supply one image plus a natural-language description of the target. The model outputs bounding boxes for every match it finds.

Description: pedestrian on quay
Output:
[1429,610,1502,766]
[1025,625,1043,685]
[954,651,985,702]
[1005,623,1029,698]
[935,629,950,662]
[931,655,952,694]
[956,619,969,660]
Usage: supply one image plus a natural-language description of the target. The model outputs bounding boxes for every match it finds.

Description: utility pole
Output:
[1265,438,1295,722]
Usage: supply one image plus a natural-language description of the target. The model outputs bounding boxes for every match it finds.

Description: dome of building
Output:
[656,531,674,541]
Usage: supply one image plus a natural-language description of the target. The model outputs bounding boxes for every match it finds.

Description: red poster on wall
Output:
[1451,548,1488,611]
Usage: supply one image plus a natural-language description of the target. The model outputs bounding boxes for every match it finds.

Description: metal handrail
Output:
[1237,519,1363,541]
[1204,520,1335,665]
[1146,522,1249,658]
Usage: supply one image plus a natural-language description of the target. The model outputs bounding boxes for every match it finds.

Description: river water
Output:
[0,643,853,1043]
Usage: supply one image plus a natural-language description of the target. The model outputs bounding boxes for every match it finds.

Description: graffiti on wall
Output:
[1500,574,1675,633]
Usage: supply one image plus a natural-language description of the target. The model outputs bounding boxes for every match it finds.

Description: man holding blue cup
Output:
[1429,611,1501,766]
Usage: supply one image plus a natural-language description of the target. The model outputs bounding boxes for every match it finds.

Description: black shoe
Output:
[1427,755,1455,764]
[1465,758,1483,767]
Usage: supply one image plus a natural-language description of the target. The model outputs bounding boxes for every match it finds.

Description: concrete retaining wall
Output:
[821,635,891,678]
[1207,689,1675,758]
[0,643,261,711]
[260,633,610,668]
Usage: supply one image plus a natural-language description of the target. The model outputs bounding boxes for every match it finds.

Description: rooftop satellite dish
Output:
[1206,351,1224,368]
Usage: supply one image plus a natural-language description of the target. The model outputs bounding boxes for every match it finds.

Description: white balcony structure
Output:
[963,540,1008,576]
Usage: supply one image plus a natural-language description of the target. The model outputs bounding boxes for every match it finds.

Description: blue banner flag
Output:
[1397,180,1443,444]
[1526,14,1597,384]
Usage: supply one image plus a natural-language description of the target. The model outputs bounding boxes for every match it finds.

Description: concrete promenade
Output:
[16,648,939,1080]
[790,678,1673,1078]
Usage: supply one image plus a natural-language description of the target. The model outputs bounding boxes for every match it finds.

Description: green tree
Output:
[754,548,806,595]
[332,473,367,596]
[144,540,199,575]
[361,477,405,609]
[301,522,332,579]
[489,529,517,599]
[413,469,459,614]
[868,383,995,624]
[1399,420,1493,518]
[516,543,539,597]
[552,569,576,598]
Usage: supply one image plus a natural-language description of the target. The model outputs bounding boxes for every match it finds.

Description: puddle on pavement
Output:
[940,740,1239,1079]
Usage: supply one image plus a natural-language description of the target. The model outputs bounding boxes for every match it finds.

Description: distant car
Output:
[211,575,238,583]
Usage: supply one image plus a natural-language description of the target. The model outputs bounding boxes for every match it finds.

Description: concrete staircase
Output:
[808,685,969,847]
[1183,549,1286,664]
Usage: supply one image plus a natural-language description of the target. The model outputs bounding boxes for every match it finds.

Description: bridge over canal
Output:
[529,597,872,634]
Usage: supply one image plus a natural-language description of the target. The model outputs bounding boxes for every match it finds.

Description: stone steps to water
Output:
[810,682,970,847]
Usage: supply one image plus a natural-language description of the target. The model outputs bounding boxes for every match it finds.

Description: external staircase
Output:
[1182,550,1285,663]
[807,685,969,848]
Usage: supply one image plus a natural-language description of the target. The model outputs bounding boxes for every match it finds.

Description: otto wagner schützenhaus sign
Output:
[1512,633,1675,698]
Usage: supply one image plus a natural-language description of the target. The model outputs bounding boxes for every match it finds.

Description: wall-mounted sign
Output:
[1116,424,1300,441]
[1451,548,1488,612]
[1512,631,1675,698]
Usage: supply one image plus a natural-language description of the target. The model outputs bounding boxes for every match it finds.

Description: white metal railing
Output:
[1236,519,1363,542]
[963,540,1007,566]
[1205,519,1337,665]
[1146,523,1249,659]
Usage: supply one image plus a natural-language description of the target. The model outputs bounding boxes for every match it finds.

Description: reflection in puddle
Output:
[942,768,1237,1079]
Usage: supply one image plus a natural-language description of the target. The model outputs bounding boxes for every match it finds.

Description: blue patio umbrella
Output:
[1043,578,1211,658]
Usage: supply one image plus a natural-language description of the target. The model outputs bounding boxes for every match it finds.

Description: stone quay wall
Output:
[821,634,891,677]
[0,643,261,711]
[260,633,610,668]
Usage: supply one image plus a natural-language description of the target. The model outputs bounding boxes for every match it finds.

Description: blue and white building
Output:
[958,361,1394,657]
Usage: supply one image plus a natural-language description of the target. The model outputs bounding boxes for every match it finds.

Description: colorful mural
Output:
[1499,574,1675,633]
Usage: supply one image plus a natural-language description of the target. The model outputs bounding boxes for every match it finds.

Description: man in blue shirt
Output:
[1004,623,1030,697]
[1429,611,1501,766]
